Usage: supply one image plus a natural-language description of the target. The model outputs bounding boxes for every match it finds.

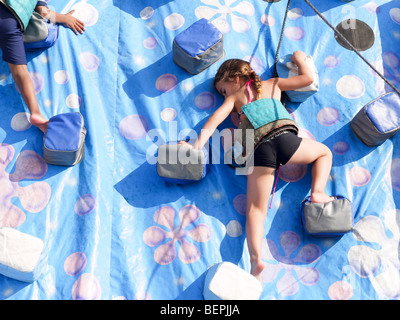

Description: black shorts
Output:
[253,130,302,169]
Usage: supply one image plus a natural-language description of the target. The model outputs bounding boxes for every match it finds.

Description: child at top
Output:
[179,51,333,280]
[0,0,85,132]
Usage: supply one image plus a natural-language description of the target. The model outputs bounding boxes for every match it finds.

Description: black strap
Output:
[273,0,292,78]
[304,0,400,96]
[272,0,292,106]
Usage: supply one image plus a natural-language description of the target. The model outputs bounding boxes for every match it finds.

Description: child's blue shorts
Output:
[0,1,47,65]
[0,2,26,65]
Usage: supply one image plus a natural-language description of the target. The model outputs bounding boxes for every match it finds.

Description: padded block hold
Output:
[43,112,86,166]
[301,196,354,237]
[276,54,319,102]
[173,18,225,74]
[157,142,210,184]
[0,227,48,282]
[350,92,400,147]
[203,262,263,300]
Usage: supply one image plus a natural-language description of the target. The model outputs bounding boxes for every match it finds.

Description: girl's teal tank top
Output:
[241,98,294,129]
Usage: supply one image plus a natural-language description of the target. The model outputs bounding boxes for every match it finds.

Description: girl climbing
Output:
[179,51,333,280]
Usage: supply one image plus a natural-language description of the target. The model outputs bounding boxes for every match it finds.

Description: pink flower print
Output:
[143,205,212,265]
[0,143,51,228]
[261,231,321,296]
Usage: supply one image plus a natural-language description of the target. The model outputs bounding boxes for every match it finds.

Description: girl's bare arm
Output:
[274,51,314,92]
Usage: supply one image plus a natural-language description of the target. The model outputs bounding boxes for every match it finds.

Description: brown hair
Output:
[214,59,262,100]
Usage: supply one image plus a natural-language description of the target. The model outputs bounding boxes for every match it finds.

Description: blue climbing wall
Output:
[1,0,400,300]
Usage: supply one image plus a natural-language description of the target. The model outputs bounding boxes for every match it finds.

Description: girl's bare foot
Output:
[310,192,334,203]
[250,258,265,282]
[30,113,49,133]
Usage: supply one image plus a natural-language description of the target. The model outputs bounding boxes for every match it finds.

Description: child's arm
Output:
[179,97,235,150]
[35,6,85,35]
[274,51,314,92]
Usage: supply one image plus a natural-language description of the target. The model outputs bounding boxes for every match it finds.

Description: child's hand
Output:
[290,51,307,66]
[62,10,85,35]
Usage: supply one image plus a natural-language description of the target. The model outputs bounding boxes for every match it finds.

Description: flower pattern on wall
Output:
[261,231,321,296]
[195,0,255,34]
[143,205,212,265]
[348,209,400,299]
[0,143,51,228]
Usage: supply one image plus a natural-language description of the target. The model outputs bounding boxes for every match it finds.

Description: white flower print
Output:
[348,209,400,299]
[195,0,255,34]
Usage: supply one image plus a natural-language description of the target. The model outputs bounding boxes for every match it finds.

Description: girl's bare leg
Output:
[246,166,276,281]
[8,63,48,133]
[286,138,333,203]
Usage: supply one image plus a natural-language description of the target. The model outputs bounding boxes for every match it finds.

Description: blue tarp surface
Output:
[1,0,400,300]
